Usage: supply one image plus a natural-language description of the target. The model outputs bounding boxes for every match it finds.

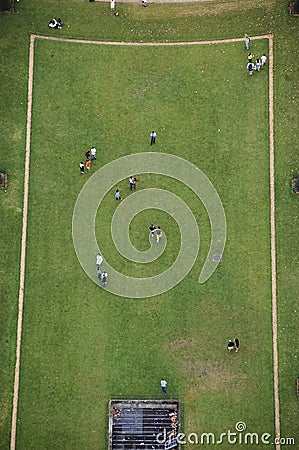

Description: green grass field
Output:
[0,1,298,449]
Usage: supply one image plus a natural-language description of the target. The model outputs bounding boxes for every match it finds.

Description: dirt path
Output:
[268,34,281,450]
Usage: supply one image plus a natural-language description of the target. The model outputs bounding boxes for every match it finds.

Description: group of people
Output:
[114,175,139,201]
[112,407,121,418]
[96,253,108,287]
[245,36,267,75]
[79,132,156,177]
[79,146,97,174]
[160,378,167,394]
[94,225,164,289]
[149,224,163,242]
[129,176,139,190]
[247,52,267,75]
[48,18,63,29]
[227,338,240,352]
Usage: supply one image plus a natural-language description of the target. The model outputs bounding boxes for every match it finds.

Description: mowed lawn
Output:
[13,37,277,449]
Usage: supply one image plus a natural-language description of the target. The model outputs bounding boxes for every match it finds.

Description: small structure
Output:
[109,399,180,449]
[289,0,299,15]
[0,0,14,12]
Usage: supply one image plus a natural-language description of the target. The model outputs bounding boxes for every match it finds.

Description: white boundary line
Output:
[10,33,279,450]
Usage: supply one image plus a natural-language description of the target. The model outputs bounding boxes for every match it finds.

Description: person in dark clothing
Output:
[48,18,63,29]
[57,18,63,29]
[227,340,234,352]
[149,224,156,238]
[150,130,157,145]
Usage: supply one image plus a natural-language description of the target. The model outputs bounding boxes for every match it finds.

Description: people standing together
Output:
[79,146,97,174]
[245,35,267,75]
[247,52,267,75]
[79,132,157,176]
[228,338,240,353]
[96,253,108,288]
[149,224,163,242]
[129,176,138,191]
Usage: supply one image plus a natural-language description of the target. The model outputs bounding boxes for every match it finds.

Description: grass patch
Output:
[18,37,273,449]
[0,0,298,448]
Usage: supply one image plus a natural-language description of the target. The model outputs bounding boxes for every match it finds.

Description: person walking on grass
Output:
[91,146,97,160]
[79,161,85,174]
[150,130,157,145]
[261,54,267,68]
[101,272,108,287]
[247,62,255,75]
[161,379,167,394]
[149,224,156,238]
[115,189,121,201]
[132,177,138,190]
[228,340,234,352]
[247,52,254,63]
[255,58,261,72]
[245,34,250,51]
[129,176,135,190]
[85,149,91,161]
[235,338,240,352]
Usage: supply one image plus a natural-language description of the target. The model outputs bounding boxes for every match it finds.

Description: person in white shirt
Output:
[150,130,157,145]
[91,147,97,160]
[48,18,57,29]
[156,226,163,243]
[101,272,108,287]
[261,54,267,68]
[255,58,261,72]
[129,176,135,190]
[96,253,103,267]
[247,62,255,75]
[160,379,167,394]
